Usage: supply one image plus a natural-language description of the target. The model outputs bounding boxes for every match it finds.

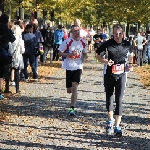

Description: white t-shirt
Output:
[58,37,87,70]
[80,28,90,38]
[89,29,96,36]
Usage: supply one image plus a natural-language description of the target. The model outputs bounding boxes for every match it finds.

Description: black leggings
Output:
[104,74,127,115]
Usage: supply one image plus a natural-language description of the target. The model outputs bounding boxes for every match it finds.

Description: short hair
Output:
[0,14,9,24]
[24,24,33,33]
[71,25,79,31]
[14,20,20,25]
[58,24,62,29]
[113,24,123,32]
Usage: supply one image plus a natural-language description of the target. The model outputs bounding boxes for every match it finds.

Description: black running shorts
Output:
[66,69,82,88]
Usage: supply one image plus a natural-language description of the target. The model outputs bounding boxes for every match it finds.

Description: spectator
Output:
[22,24,38,82]
[43,26,54,63]
[62,26,68,40]
[33,24,43,73]
[133,30,147,66]
[146,30,150,64]
[0,14,16,99]
[53,25,64,61]
[9,25,25,92]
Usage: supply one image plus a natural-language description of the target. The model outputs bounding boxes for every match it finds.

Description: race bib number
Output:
[69,52,81,59]
[112,64,125,74]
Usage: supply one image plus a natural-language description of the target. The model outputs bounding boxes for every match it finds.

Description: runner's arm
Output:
[59,51,76,57]
[97,55,108,64]
[96,42,107,64]
[58,41,76,57]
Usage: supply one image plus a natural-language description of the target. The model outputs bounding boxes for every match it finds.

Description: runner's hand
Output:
[69,51,77,56]
[107,59,114,66]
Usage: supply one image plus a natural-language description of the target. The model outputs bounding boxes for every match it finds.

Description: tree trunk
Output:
[20,7,24,20]
[138,21,141,30]
[8,2,11,21]
[126,22,129,37]
[0,0,4,13]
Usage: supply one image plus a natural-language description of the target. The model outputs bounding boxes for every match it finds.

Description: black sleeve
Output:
[93,34,98,40]
[96,41,108,56]
[45,32,47,42]
[93,34,96,39]
[51,32,54,43]
[9,29,16,43]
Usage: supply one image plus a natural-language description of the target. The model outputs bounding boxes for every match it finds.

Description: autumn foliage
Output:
[134,64,150,88]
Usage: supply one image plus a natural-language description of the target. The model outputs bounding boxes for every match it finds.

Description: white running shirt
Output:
[58,37,87,70]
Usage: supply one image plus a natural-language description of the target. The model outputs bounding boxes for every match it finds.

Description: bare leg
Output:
[0,78,3,92]
[11,69,15,81]
[114,115,122,127]
[0,78,4,99]
[70,82,78,107]
[108,111,114,120]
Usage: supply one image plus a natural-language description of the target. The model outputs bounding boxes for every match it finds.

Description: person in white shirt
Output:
[58,25,88,116]
[88,27,95,53]
[73,18,90,74]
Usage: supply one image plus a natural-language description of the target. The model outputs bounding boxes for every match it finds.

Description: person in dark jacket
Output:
[0,14,16,99]
[43,26,54,63]
[22,24,38,82]
[33,24,43,73]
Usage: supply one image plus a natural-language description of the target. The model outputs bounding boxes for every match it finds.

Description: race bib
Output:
[112,64,125,74]
[69,52,81,59]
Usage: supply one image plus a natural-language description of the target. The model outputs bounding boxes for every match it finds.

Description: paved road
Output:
[0,53,150,150]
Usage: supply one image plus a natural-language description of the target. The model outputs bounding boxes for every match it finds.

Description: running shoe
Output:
[114,126,122,137]
[0,94,4,99]
[69,108,75,116]
[24,78,29,82]
[10,81,16,86]
[106,119,114,135]
[34,79,38,82]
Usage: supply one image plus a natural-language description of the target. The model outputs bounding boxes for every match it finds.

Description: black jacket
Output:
[45,30,54,46]
[0,23,16,49]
